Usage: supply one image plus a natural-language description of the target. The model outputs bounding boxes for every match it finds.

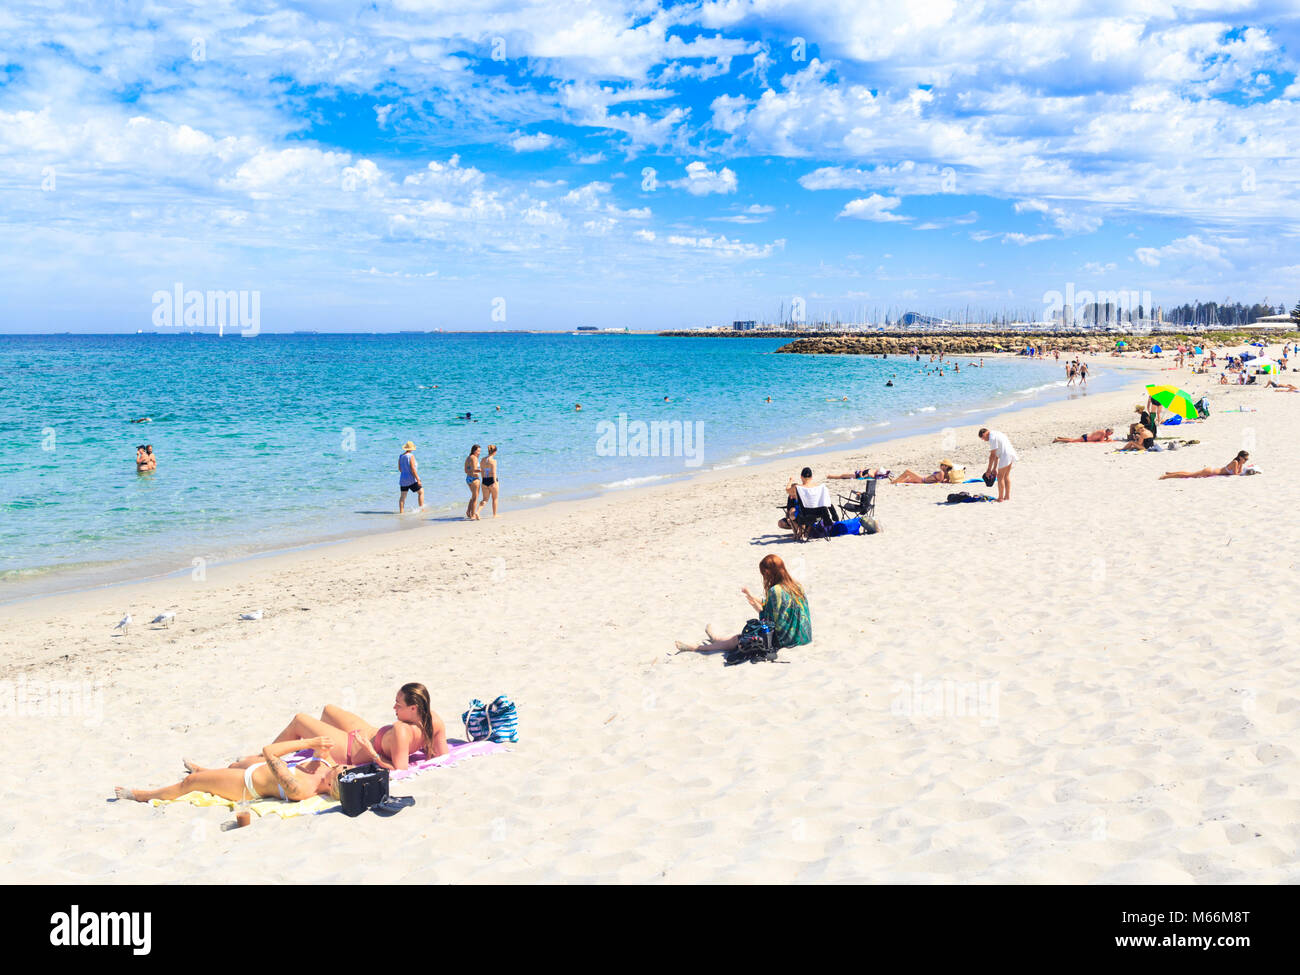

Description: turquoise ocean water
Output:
[0,333,1111,598]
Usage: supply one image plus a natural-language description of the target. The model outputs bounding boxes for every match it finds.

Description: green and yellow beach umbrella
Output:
[1145,384,1198,420]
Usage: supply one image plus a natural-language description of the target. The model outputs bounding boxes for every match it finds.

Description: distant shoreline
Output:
[657,327,1300,357]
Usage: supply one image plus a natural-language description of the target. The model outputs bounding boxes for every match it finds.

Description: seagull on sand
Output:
[113,613,132,635]
[150,610,176,628]
[239,610,263,621]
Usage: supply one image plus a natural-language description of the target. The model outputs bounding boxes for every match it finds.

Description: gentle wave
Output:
[600,473,673,489]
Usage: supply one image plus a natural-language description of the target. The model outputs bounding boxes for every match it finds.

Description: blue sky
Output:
[1,1,1298,332]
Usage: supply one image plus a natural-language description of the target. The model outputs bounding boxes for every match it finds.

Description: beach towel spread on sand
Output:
[143,740,507,818]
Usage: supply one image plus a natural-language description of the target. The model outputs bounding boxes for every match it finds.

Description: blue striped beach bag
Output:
[462,695,518,743]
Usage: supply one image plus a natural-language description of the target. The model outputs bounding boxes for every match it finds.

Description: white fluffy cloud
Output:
[672,161,738,195]
[839,194,908,222]
[0,1,1295,324]
[509,131,559,151]
[1136,235,1227,267]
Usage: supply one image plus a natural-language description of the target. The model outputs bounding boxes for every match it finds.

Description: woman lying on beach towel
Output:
[890,460,959,484]
[674,555,811,654]
[116,737,344,803]
[225,683,448,771]
[1053,428,1114,443]
[1160,451,1250,480]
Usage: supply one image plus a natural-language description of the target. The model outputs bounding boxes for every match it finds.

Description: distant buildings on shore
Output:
[692,308,1293,336]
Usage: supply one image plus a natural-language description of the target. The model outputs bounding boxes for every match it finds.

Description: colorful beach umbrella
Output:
[1145,384,1198,419]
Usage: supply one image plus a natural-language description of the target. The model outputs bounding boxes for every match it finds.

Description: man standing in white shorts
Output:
[979,427,1018,502]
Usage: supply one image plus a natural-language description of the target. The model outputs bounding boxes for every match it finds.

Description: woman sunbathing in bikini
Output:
[890,460,957,484]
[1160,451,1250,479]
[1053,428,1114,443]
[827,467,885,480]
[221,683,448,772]
[116,737,344,803]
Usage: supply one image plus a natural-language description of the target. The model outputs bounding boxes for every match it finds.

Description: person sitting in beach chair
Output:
[777,469,836,540]
[790,481,839,540]
[1053,428,1114,443]
[890,460,962,484]
[227,683,448,770]
[674,555,811,654]
[776,468,814,531]
[1160,451,1250,479]
[116,736,345,804]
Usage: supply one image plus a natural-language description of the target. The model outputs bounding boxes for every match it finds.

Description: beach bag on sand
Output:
[981,471,996,487]
[462,695,519,743]
[860,517,881,534]
[724,619,778,666]
[339,762,389,817]
[463,700,490,741]
[946,492,994,504]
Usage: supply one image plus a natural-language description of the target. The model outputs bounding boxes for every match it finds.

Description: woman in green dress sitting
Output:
[675,554,811,653]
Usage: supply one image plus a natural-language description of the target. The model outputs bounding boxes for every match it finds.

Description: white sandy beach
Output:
[2,349,1297,884]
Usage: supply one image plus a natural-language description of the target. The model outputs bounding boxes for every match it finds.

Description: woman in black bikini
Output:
[464,444,481,520]
[480,444,500,517]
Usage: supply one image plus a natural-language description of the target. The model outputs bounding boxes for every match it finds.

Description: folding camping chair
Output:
[791,484,839,541]
[837,477,876,519]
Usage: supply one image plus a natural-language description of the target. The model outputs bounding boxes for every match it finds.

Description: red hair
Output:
[759,554,805,604]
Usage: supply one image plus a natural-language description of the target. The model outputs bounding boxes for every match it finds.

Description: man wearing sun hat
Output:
[398,440,424,513]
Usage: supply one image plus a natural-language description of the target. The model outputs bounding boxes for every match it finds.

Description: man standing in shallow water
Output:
[397,441,424,513]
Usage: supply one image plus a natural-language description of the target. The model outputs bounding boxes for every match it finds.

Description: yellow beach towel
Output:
[147,790,339,819]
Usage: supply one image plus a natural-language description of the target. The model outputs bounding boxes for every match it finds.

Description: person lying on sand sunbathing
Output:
[225,683,448,771]
[675,555,810,654]
[1266,381,1299,392]
[827,467,884,480]
[1053,428,1114,443]
[890,460,960,484]
[116,736,344,803]
[1160,451,1250,480]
